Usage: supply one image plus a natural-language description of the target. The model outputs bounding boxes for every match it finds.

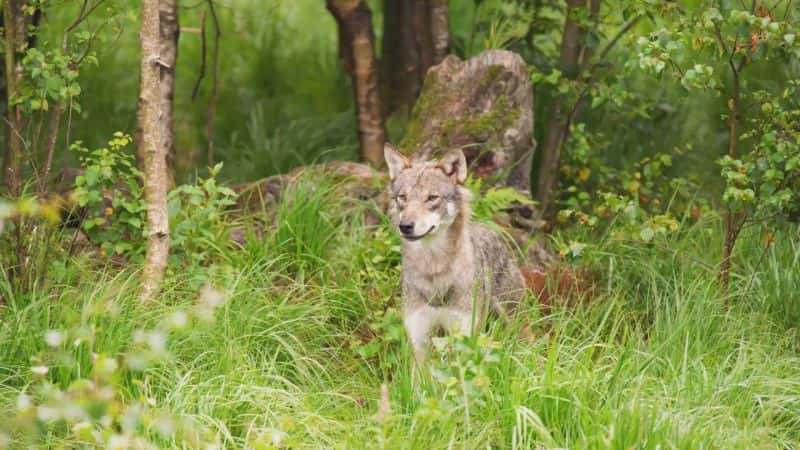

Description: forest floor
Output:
[1,178,799,449]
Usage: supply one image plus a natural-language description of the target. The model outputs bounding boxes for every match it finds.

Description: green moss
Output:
[481,65,505,89]
[460,95,520,139]
[399,66,522,157]
[399,72,444,154]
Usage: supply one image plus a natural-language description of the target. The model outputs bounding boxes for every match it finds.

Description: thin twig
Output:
[206,0,221,166]
[2,114,29,149]
[191,8,207,100]
[74,21,108,66]
[565,15,642,126]
[39,104,63,196]
[62,0,106,51]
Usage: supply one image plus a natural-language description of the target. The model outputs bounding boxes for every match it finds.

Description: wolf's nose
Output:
[398,222,415,235]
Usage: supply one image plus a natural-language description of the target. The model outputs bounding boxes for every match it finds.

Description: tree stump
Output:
[398,49,535,197]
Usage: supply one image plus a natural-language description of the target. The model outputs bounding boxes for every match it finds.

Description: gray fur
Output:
[384,144,526,363]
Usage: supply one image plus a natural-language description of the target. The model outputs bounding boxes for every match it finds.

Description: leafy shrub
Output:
[168,162,238,268]
[720,81,800,225]
[71,132,146,259]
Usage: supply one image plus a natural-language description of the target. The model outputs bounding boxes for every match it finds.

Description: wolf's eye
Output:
[396,194,407,202]
[426,195,440,202]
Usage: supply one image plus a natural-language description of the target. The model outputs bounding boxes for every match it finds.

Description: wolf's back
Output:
[468,223,526,311]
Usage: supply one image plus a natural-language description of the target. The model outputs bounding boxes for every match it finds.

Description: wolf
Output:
[384,144,527,364]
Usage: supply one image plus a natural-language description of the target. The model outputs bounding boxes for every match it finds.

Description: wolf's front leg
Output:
[404,306,434,365]
[445,306,478,337]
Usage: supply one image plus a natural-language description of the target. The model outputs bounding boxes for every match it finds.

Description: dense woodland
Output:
[0,0,799,448]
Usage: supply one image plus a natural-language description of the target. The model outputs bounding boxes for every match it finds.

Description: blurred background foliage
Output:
[31,0,796,207]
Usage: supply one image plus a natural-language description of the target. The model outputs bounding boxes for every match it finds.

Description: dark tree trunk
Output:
[720,51,742,294]
[381,0,418,113]
[381,0,449,114]
[410,0,434,81]
[327,0,386,167]
[535,0,587,220]
[160,0,179,188]
[2,0,27,198]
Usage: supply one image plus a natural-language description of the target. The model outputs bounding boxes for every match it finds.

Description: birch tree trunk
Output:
[138,0,170,301]
[327,0,386,167]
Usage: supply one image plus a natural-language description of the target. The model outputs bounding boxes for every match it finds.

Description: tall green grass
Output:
[1,179,799,448]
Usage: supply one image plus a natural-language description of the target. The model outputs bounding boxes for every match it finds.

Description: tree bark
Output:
[327,0,386,168]
[381,0,417,113]
[535,0,587,220]
[160,0,179,188]
[138,0,170,301]
[429,0,449,63]
[381,0,449,114]
[39,104,63,197]
[720,51,742,294]
[2,0,27,198]
[410,0,434,82]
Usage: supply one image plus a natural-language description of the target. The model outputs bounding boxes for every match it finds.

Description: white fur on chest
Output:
[401,231,475,301]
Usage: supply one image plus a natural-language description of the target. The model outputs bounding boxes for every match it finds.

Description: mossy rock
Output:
[398,49,535,193]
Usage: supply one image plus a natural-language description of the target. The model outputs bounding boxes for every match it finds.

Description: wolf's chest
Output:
[405,263,478,306]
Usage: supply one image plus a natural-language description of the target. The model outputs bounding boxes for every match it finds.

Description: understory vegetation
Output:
[1,181,799,448]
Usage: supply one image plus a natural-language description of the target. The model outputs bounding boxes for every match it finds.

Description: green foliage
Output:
[464,175,535,223]
[3,175,800,448]
[272,176,339,275]
[168,162,238,268]
[720,81,800,221]
[4,2,800,447]
[71,132,146,258]
[1,282,228,448]
[18,47,86,113]
[557,122,699,244]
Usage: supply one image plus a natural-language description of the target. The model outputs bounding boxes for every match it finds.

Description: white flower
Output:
[16,393,32,411]
[199,284,225,308]
[147,331,167,353]
[106,434,130,450]
[45,330,64,347]
[167,311,189,330]
[31,365,49,376]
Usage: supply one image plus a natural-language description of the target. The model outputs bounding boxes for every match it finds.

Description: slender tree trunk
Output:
[535,0,587,219]
[720,60,741,294]
[206,0,221,167]
[160,0,179,188]
[138,0,169,301]
[38,105,63,196]
[2,0,27,198]
[327,0,386,167]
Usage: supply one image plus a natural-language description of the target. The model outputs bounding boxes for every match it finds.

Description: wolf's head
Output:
[384,144,471,242]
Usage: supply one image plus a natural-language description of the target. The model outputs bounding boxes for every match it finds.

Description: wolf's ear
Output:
[384,143,409,180]
[437,149,467,184]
